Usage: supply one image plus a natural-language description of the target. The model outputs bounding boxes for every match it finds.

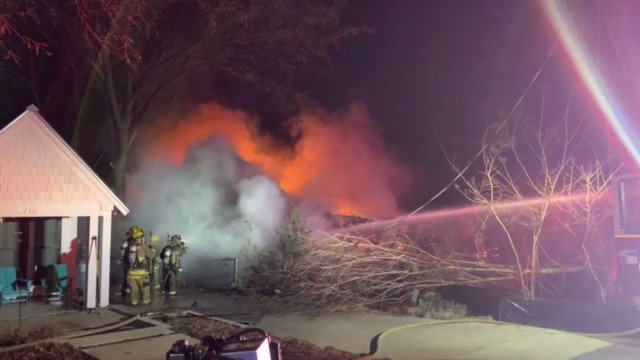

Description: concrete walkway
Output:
[0,302,71,322]
[56,316,198,360]
[0,303,124,333]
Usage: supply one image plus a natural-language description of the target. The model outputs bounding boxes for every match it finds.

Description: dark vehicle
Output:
[613,175,640,298]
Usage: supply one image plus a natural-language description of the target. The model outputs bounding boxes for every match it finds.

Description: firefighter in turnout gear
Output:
[124,226,151,306]
[148,235,162,293]
[120,225,143,298]
[161,234,189,297]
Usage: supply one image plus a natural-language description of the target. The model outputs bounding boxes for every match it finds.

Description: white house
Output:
[0,105,128,308]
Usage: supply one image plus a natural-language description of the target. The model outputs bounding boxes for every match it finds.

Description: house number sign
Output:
[17,207,38,215]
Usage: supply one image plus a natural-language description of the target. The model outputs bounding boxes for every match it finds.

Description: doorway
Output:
[0,218,61,279]
[0,219,20,270]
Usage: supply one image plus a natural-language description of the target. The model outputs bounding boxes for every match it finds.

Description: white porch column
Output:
[99,211,112,308]
[86,215,99,309]
[60,217,78,254]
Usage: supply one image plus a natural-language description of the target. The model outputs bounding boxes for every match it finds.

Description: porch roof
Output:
[0,105,129,217]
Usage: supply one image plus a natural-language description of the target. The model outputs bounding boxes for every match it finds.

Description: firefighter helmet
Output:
[127,226,144,239]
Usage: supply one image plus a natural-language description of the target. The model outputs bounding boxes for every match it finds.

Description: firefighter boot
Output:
[168,271,178,296]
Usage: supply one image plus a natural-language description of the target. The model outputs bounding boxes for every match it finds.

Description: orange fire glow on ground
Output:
[142,103,411,218]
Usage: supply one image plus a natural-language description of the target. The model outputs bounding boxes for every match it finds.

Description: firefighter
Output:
[148,235,162,294]
[120,229,134,298]
[160,234,189,297]
[124,226,151,306]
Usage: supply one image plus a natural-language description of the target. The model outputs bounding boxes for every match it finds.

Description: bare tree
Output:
[453,110,617,299]
[0,1,49,63]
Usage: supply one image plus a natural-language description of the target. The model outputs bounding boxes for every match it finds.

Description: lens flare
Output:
[541,0,640,169]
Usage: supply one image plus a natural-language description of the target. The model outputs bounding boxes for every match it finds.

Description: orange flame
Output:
[143,103,411,218]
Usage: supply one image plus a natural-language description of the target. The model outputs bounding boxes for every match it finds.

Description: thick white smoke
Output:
[126,139,287,287]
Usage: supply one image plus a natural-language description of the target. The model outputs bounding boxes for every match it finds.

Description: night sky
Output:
[325,1,580,210]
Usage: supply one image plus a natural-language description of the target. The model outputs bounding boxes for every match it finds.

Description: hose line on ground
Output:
[367,318,640,358]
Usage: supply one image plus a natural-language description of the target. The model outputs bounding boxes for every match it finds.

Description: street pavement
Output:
[258,314,640,359]
[369,320,640,359]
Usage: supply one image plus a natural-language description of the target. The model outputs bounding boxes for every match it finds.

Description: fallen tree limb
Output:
[252,231,588,311]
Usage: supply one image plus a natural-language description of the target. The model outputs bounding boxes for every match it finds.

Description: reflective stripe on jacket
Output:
[127,269,148,278]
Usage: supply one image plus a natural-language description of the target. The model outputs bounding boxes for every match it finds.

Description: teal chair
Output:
[40,264,67,302]
[0,267,32,306]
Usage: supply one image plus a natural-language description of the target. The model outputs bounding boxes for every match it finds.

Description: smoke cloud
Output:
[126,140,287,283]
[143,102,411,219]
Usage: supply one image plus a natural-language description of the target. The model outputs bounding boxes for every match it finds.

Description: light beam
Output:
[541,0,640,169]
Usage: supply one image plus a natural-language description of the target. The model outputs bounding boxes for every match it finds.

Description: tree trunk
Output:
[101,54,135,199]
[71,71,101,151]
[113,151,127,198]
[113,127,130,198]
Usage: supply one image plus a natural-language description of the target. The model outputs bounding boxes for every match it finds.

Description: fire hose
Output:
[367,318,640,358]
